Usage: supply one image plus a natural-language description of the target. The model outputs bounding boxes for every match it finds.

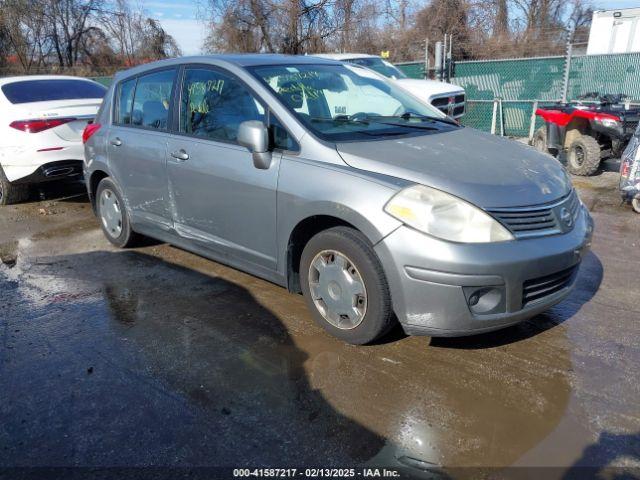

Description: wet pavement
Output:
[1,172,639,478]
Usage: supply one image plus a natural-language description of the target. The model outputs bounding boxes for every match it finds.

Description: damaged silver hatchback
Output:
[83,54,594,344]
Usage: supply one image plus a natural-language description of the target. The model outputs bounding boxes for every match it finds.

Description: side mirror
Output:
[237,120,272,170]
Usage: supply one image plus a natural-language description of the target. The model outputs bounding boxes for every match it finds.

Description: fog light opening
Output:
[464,286,504,315]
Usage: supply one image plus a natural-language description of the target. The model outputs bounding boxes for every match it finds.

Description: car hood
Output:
[395,78,464,97]
[336,127,571,209]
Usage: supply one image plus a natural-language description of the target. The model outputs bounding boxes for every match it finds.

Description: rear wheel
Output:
[96,177,140,248]
[300,227,395,345]
[532,127,548,154]
[0,165,30,206]
[567,135,601,176]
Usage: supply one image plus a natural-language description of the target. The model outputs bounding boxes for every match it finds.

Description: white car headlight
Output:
[384,185,514,243]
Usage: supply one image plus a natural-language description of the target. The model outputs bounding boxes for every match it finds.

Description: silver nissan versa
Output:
[83,55,594,345]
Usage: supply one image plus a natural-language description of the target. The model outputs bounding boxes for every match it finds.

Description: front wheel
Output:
[567,135,601,176]
[300,227,395,345]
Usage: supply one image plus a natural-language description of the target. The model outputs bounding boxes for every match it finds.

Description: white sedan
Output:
[0,75,106,205]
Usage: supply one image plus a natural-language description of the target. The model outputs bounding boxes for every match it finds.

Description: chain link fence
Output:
[396,51,640,137]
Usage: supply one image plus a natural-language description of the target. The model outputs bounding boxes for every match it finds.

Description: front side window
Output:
[131,69,176,130]
[250,63,452,142]
[116,78,136,125]
[180,68,265,143]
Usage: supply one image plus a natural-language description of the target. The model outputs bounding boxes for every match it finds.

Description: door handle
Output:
[170,149,189,161]
[111,137,122,146]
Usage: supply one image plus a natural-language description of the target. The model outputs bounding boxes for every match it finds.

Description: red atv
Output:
[533,93,640,176]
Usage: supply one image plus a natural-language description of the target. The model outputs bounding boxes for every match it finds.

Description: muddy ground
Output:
[1,163,639,479]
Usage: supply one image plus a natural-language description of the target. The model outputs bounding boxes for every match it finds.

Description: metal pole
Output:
[528,100,539,143]
[442,34,447,81]
[561,32,574,104]
[424,38,429,80]
[499,98,504,136]
[491,99,498,135]
[434,41,443,82]
[447,34,453,81]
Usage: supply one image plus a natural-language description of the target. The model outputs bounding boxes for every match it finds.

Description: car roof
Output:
[0,75,99,87]
[113,54,344,81]
[312,53,378,61]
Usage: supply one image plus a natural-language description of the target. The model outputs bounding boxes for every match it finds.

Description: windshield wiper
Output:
[310,116,369,125]
[373,121,438,131]
[369,112,459,126]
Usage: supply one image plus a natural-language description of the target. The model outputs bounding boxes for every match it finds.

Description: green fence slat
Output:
[403,53,640,135]
[89,76,113,87]
[395,62,425,79]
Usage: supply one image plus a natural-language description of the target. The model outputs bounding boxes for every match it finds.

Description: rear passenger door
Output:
[165,65,286,271]
[108,69,177,230]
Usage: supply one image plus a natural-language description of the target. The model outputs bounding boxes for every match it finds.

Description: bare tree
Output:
[0,0,51,72]
[41,0,103,68]
[201,0,344,54]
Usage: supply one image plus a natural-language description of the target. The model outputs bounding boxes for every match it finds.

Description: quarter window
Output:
[180,68,265,143]
[130,69,176,130]
[270,114,298,151]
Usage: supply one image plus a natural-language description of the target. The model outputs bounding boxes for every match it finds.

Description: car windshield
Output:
[347,57,408,79]
[250,63,453,142]
[1,79,106,104]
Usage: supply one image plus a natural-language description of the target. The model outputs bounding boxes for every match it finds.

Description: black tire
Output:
[0,165,30,206]
[95,177,140,248]
[567,135,601,176]
[300,226,395,345]
[532,127,548,154]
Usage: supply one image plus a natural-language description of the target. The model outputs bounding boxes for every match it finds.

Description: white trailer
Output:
[587,7,640,55]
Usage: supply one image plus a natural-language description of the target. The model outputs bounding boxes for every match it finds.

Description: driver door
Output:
[165,66,280,270]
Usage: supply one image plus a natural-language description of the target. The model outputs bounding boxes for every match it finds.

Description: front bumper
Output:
[374,205,594,336]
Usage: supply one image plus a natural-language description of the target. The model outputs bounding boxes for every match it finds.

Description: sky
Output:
[144,0,640,56]
[142,0,206,55]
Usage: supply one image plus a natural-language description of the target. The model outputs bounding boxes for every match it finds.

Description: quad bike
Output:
[533,93,640,176]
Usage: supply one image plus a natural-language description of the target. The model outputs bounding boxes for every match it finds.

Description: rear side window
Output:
[116,78,136,125]
[1,79,106,104]
[131,69,176,130]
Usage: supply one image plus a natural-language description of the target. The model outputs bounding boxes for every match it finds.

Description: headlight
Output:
[594,116,621,129]
[384,185,514,243]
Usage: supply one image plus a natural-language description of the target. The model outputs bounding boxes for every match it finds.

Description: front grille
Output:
[430,93,465,118]
[522,265,578,306]
[488,190,580,239]
[431,96,449,107]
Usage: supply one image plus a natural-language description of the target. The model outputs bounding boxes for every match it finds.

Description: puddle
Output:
[1,178,639,470]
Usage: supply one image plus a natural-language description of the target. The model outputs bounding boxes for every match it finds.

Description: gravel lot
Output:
[1,162,639,478]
